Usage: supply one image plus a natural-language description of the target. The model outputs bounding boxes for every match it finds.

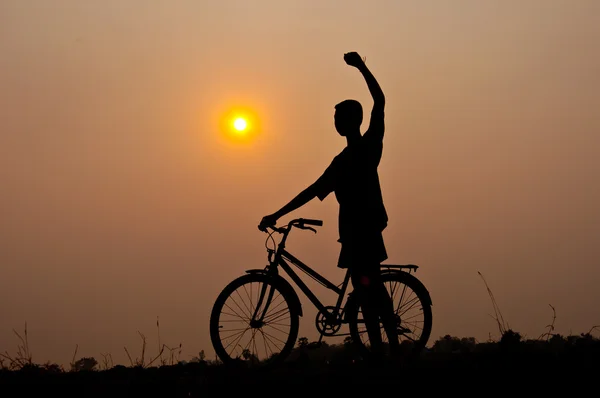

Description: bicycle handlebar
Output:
[297,218,323,227]
[258,218,323,233]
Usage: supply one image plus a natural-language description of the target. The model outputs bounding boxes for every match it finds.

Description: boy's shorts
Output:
[337,231,388,271]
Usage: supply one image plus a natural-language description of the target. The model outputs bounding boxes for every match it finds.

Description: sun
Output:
[233,117,247,132]
[217,105,262,145]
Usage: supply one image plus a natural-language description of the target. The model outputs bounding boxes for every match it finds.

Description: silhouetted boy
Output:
[259,51,400,359]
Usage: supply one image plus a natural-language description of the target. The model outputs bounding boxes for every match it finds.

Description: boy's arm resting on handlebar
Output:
[259,184,319,229]
[259,159,336,230]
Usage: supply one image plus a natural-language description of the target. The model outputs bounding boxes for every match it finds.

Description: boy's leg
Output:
[343,232,397,359]
[370,271,401,357]
[350,266,384,357]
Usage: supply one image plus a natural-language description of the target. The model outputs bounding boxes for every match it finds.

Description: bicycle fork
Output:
[250,281,277,328]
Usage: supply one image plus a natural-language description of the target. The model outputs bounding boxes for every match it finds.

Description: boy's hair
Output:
[335,99,363,126]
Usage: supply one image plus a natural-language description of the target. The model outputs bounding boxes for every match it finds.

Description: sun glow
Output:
[219,106,261,144]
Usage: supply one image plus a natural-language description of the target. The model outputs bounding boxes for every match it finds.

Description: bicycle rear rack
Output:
[380,264,419,273]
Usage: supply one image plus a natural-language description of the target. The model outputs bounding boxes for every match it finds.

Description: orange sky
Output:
[1,1,599,366]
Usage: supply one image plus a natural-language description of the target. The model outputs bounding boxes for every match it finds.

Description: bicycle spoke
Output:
[259,328,277,357]
[242,283,255,315]
[252,331,259,360]
[223,302,249,322]
[260,328,271,358]
[236,288,254,320]
[403,327,422,337]
[225,328,250,355]
[403,320,424,332]
[261,329,288,347]
[268,320,292,327]
[402,312,425,322]
[270,294,287,315]
[388,280,399,302]
[218,319,251,323]
[261,293,286,319]
[264,315,291,326]
[221,328,249,341]
[396,292,416,312]
[263,307,290,324]
[263,312,290,326]
[263,322,290,336]
[243,329,257,352]
[219,326,250,334]
[396,282,409,309]
[253,281,260,310]
[261,331,284,352]
[269,291,283,306]
[397,295,421,316]
[231,291,252,319]
[220,308,249,321]
[250,282,254,315]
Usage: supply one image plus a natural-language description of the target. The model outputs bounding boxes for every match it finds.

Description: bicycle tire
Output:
[345,271,433,360]
[209,273,300,368]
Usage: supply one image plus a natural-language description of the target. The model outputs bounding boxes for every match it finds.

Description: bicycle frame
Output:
[255,219,352,325]
[252,218,421,339]
[277,248,351,316]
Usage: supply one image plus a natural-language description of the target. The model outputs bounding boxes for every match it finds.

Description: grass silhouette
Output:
[1,323,599,395]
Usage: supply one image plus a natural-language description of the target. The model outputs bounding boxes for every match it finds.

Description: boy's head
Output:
[334,99,362,136]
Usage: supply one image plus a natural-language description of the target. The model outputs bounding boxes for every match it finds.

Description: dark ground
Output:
[2,335,599,397]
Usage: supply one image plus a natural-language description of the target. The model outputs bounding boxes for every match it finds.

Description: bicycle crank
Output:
[315,306,343,336]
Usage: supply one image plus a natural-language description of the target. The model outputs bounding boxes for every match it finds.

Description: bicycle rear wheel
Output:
[346,271,432,360]
[209,273,300,367]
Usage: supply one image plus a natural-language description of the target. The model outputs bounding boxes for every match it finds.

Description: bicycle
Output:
[209,217,433,367]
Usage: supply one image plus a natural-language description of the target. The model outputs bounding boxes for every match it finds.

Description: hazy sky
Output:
[1,0,599,366]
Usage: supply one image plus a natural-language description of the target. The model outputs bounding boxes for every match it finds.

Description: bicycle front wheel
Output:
[209,273,300,367]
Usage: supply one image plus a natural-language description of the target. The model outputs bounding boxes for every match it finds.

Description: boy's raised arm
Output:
[344,52,385,138]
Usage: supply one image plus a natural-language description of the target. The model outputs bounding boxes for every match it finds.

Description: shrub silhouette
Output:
[71,357,98,372]
[432,335,476,354]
